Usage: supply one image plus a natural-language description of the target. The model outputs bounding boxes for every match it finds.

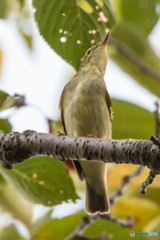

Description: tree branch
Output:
[64,214,134,240]
[0,130,160,173]
[108,37,160,83]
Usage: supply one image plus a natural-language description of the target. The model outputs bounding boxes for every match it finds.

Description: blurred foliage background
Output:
[0,0,160,239]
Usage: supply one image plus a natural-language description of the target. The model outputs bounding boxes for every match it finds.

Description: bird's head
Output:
[80,32,110,75]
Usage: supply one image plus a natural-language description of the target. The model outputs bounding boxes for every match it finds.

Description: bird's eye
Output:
[87,49,91,55]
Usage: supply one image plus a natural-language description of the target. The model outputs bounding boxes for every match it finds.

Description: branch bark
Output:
[0,131,160,173]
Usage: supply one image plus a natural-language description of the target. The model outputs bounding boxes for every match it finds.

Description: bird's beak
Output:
[101,31,110,45]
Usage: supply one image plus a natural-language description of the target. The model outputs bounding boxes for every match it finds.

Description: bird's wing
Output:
[60,103,85,181]
[105,88,113,121]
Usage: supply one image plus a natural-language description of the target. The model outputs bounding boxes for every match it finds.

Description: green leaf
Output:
[0,0,20,19]
[133,186,160,211]
[0,0,8,19]
[0,91,9,104]
[31,209,53,236]
[17,0,26,8]
[17,3,34,49]
[109,22,160,98]
[0,48,2,76]
[0,174,6,201]
[0,90,15,112]
[113,197,160,230]
[32,0,116,70]
[85,219,137,240]
[0,156,78,206]
[0,225,25,240]
[0,184,32,227]
[19,31,33,49]
[0,173,6,185]
[31,211,145,240]
[31,212,83,240]
[0,91,25,112]
[112,99,154,139]
[113,0,160,34]
[0,119,12,134]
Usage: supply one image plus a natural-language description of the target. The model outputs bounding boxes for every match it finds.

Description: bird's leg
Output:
[56,131,67,136]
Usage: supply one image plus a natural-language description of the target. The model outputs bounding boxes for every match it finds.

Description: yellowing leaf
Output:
[112,197,160,228]
[95,0,104,7]
[144,215,160,232]
[108,164,160,191]
[76,0,93,14]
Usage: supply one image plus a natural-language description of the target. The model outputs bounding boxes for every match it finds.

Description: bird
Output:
[59,32,112,215]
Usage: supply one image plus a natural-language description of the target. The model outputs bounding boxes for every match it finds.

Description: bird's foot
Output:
[86,134,97,138]
[56,131,67,136]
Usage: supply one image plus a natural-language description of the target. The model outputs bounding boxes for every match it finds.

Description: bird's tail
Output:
[85,180,110,215]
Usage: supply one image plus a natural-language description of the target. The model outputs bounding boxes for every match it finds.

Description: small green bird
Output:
[59,32,112,214]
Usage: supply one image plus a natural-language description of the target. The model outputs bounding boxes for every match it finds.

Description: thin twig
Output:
[139,105,160,193]
[69,234,111,240]
[14,95,26,108]
[109,37,160,83]
[110,166,144,205]
[100,214,134,228]
[64,214,134,240]
[140,171,157,194]
[155,101,160,139]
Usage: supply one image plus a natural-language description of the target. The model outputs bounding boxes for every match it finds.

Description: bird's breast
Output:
[63,78,111,139]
